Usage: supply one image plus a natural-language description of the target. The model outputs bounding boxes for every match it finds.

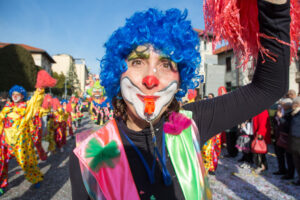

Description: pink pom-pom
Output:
[35,70,57,88]
[42,94,52,109]
[163,112,192,135]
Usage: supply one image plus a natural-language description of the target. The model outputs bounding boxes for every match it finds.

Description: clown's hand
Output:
[35,70,57,89]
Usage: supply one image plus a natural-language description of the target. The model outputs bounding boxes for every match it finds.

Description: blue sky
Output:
[0,0,204,74]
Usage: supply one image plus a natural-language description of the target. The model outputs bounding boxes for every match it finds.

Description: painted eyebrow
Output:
[127,52,150,61]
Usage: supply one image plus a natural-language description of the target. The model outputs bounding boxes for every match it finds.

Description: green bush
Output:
[0,44,38,92]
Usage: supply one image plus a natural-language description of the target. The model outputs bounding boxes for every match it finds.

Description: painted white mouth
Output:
[121,77,178,121]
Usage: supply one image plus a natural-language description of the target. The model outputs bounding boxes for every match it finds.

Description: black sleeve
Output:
[69,152,91,200]
[183,0,290,147]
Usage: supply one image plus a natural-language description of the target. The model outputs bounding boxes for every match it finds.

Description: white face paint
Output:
[12,92,23,103]
[121,76,178,121]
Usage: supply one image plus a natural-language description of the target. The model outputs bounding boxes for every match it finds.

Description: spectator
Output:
[289,97,300,186]
[273,98,293,175]
[287,89,297,100]
[276,98,295,180]
[252,110,271,173]
[208,93,214,99]
[236,119,253,168]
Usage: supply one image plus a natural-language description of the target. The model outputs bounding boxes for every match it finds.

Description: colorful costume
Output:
[30,108,48,161]
[0,88,44,189]
[74,111,211,200]
[201,134,222,172]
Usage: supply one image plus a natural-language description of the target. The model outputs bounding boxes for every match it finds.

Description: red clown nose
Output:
[142,76,159,89]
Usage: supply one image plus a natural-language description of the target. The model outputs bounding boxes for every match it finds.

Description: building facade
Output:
[0,43,55,73]
[214,45,300,94]
[52,54,88,93]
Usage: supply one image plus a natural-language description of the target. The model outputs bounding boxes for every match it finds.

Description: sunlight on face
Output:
[121,45,180,121]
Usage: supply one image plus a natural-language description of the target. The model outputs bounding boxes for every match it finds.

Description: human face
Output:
[12,92,23,103]
[121,45,180,122]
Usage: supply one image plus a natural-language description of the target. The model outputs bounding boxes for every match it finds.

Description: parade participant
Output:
[75,98,84,127]
[46,111,56,153]
[30,107,48,161]
[70,1,293,199]
[52,98,67,150]
[88,80,106,125]
[0,70,56,195]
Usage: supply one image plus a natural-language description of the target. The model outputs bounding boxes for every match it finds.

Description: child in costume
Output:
[70,1,295,199]
[0,70,56,195]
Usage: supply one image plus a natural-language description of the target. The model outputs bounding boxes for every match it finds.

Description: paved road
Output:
[1,113,98,200]
[2,114,300,200]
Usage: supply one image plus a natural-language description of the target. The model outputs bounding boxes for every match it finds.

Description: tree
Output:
[67,62,80,95]
[0,44,39,92]
[50,72,69,96]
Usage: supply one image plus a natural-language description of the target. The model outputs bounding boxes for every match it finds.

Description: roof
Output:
[193,28,214,38]
[0,42,55,63]
[213,45,233,55]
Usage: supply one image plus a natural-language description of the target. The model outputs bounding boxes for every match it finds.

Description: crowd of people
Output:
[185,89,300,187]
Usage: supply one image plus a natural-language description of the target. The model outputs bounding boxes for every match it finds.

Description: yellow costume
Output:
[0,89,44,189]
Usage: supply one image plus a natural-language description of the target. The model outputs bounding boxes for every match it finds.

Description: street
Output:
[1,115,300,200]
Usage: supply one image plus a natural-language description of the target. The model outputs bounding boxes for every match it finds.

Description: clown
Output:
[88,80,107,125]
[0,70,56,195]
[70,1,292,199]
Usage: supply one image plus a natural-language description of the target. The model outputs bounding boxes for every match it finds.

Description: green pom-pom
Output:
[85,138,120,171]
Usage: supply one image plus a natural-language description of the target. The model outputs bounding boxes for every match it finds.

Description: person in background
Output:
[275,98,295,179]
[207,93,214,99]
[273,98,293,176]
[236,119,253,168]
[287,89,297,100]
[252,110,271,173]
[288,97,300,185]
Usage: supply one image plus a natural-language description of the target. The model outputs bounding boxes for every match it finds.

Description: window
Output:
[204,41,207,51]
[226,57,231,72]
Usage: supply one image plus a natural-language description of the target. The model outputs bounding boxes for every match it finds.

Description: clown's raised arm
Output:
[184,0,291,146]
[23,70,56,128]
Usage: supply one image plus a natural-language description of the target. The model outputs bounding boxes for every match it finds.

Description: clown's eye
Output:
[161,60,177,71]
[162,61,172,69]
[131,59,142,66]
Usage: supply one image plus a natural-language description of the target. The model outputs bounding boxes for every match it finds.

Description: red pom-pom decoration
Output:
[35,70,57,88]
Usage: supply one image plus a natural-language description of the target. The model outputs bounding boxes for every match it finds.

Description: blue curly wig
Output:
[9,85,27,100]
[61,99,68,105]
[100,8,201,100]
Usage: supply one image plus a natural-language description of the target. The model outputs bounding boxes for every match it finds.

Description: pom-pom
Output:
[42,94,52,109]
[35,70,57,88]
[163,112,192,135]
